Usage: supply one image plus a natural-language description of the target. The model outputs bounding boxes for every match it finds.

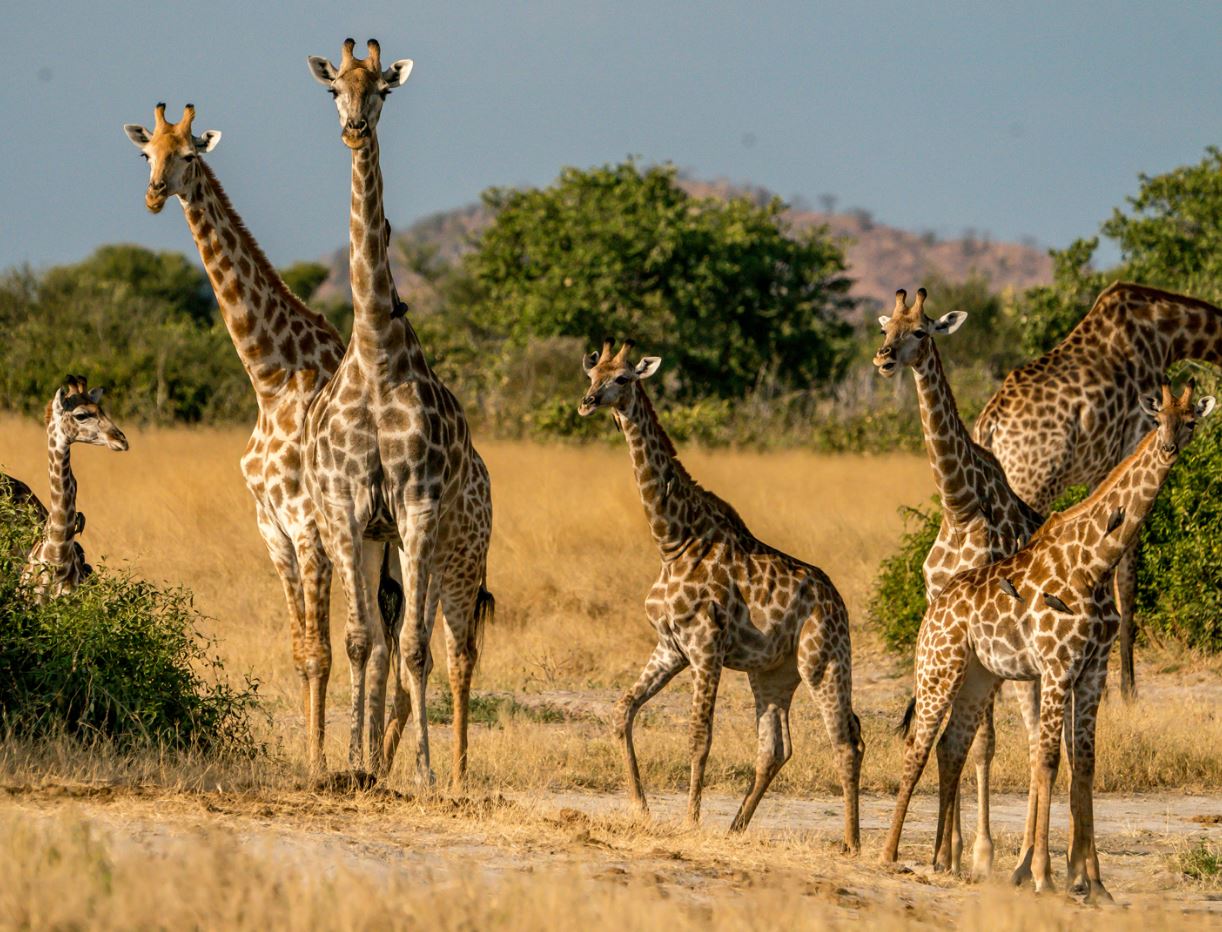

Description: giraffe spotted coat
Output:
[580,340,863,851]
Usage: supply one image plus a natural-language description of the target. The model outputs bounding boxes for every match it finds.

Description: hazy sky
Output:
[4,2,1220,272]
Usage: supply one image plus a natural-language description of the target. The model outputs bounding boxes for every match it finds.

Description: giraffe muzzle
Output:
[873,350,898,377]
[578,396,598,416]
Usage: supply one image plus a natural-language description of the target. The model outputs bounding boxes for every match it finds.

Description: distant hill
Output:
[313,177,1051,317]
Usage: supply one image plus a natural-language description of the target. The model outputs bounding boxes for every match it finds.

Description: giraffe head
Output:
[579,339,662,416]
[124,103,222,213]
[44,376,129,452]
[873,288,967,377]
[1140,381,1216,462]
[307,38,413,149]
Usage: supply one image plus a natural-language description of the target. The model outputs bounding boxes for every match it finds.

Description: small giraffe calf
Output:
[21,376,128,601]
[882,382,1214,902]
[580,340,864,850]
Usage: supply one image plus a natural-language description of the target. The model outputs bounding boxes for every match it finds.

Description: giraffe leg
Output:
[1010,678,1041,886]
[439,558,489,795]
[1066,659,1112,904]
[357,540,390,776]
[257,507,330,772]
[730,663,800,833]
[881,638,968,865]
[800,628,863,854]
[1031,673,1070,895]
[383,570,438,775]
[933,659,997,876]
[1113,552,1138,701]
[969,690,999,880]
[615,641,689,814]
[329,529,378,773]
[686,657,724,826]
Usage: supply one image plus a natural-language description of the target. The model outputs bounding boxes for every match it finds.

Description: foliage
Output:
[1177,839,1222,884]
[0,246,252,424]
[1135,413,1222,650]
[866,501,940,653]
[463,160,857,401]
[0,488,260,749]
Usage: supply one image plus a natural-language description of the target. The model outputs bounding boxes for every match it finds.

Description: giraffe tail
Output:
[376,542,404,648]
[896,696,916,738]
[472,578,495,657]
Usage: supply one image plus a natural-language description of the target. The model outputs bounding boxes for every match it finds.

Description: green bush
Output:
[866,501,940,653]
[1136,415,1222,650]
[0,490,260,749]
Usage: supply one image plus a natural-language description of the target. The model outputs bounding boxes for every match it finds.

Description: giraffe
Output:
[124,102,397,772]
[882,382,1215,902]
[305,39,494,788]
[974,282,1222,698]
[580,340,863,850]
[874,287,1045,879]
[20,376,128,601]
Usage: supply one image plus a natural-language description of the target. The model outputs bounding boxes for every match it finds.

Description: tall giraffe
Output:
[580,340,863,850]
[124,102,394,771]
[883,382,1215,902]
[21,376,128,601]
[974,282,1222,697]
[305,40,494,787]
[874,287,1045,879]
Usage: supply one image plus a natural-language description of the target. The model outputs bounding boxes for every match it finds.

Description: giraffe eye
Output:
[140,153,149,161]
[329,89,339,99]
[72,412,91,421]
[183,154,195,163]
[914,329,928,339]
[378,88,391,100]
[614,375,629,385]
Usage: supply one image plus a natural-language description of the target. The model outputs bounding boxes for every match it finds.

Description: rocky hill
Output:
[313,177,1051,315]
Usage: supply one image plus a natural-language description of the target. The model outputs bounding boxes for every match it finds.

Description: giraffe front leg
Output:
[439,558,489,795]
[358,540,390,776]
[298,538,333,774]
[615,642,689,815]
[969,690,999,880]
[685,658,723,827]
[1031,674,1070,895]
[1010,678,1041,887]
[395,503,441,788]
[1066,659,1113,904]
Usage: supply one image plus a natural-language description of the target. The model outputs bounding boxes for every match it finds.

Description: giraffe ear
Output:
[88,387,104,404]
[877,315,891,328]
[635,356,662,380]
[52,388,67,414]
[932,311,967,335]
[307,56,338,86]
[1140,394,1161,417]
[123,124,151,147]
[193,131,222,154]
[1196,396,1217,419]
[383,59,414,86]
[583,351,599,374]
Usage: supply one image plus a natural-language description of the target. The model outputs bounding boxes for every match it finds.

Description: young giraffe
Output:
[21,376,128,601]
[580,340,863,850]
[125,102,399,772]
[883,382,1215,902]
[874,287,1045,879]
[306,40,494,787]
[974,282,1222,698]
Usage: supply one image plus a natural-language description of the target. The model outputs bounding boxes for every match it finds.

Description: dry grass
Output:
[3,415,1222,927]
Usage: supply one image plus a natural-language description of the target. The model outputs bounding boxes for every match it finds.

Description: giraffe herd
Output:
[2,37,1218,905]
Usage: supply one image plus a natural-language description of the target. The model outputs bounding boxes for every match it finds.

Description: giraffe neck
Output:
[1153,294,1222,368]
[42,430,78,569]
[1049,429,1173,586]
[348,136,424,377]
[911,341,981,523]
[178,161,341,401]
[614,385,732,558]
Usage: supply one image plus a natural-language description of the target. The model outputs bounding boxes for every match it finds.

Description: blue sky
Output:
[3,1,1219,271]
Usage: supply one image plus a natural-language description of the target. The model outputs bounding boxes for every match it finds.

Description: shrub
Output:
[866,501,940,653]
[0,490,260,749]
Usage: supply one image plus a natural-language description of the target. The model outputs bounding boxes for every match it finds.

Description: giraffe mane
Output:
[196,161,342,340]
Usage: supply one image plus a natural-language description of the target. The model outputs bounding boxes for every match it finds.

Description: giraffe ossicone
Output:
[581,339,863,850]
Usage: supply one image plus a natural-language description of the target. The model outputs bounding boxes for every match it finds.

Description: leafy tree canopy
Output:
[464,161,858,399]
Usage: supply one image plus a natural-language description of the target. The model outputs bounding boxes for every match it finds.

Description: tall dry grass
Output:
[2,414,1220,797]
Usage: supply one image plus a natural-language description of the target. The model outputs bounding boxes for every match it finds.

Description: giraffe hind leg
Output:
[731,663,800,833]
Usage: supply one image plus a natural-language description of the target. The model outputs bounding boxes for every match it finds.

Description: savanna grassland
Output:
[2,414,1221,929]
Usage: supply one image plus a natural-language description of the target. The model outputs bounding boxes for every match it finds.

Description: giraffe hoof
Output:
[1084,882,1114,906]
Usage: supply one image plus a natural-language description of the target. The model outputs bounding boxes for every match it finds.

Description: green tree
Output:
[463,161,857,400]
[278,261,331,303]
